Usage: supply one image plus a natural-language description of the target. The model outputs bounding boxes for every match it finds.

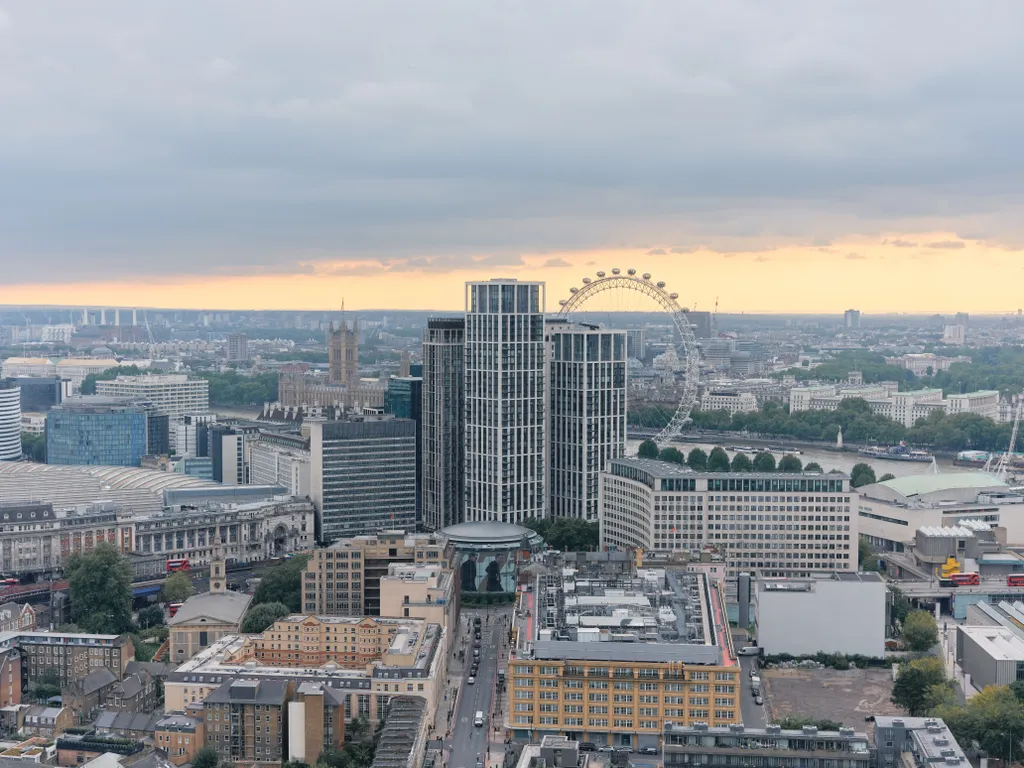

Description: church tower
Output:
[210,559,227,594]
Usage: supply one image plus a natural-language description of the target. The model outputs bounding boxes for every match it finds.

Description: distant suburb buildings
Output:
[789,382,999,425]
[599,458,856,578]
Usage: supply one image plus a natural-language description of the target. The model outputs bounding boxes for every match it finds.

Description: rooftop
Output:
[875,471,1008,498]
[958,624,1024,660]
[440,520,543,545]
[168,590,252,627]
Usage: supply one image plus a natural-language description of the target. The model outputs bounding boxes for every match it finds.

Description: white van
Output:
[739,645,761,656]
[474,711,485,727]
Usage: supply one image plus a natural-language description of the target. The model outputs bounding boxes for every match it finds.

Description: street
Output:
[739,656,767,728]
[443,609,510,768]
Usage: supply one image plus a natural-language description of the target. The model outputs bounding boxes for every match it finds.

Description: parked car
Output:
[755,695,764,705]
[598,746,615,753]
[638,747,659,755]
[578,743,597,753]
[467,676,475,685]
[615,747,633,754]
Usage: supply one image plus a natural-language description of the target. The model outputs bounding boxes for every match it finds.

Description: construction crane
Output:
[995,399,1023,481]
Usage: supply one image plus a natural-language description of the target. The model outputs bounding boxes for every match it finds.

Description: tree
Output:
[638,440,659,459]
[28,669,61,703]
[253,555,311,612]
[21,432,45,462]
[879,473,896,482]
[752,452,777,472]
[659,447,685,465]
[775,715,844,731]
[241,602,291,634]
[730,452,753,472]
[137,605,165,629]
[850,462,877,488]
[778,454,803,472]
[902,610,939,652]
[686,448,708,470]
[193,746,220,768]
[804,461,823,473]
[891,656,952,716]
[890,586,912,625]
[523,517,599,552]
[858,538,879,572]
[1010,680,1024,703]
[67,542,134,634]
[937,685,1024,763]
[707,446,730,472]
[162,572,196,604]
[80,365,146,395]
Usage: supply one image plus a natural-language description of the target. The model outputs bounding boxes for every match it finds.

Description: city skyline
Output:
[3,3,1024,315]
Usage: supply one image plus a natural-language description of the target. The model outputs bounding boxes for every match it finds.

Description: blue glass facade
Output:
[46,401,148,467]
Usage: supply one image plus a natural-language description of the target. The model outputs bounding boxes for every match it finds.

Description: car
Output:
[467,676,475,684]
[474,639,481,647]
[638,747,659,756]
[578,743,597,753]
[615,747,633,754]
[473,649,480,657]
[755,695,763,705]
[598,746,615,753]
[864,715,875,723]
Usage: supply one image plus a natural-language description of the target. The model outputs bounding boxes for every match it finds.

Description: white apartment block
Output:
[464,279,546,524]
[943,324,966,345]
[0,358,56,379]
[96,374,210,419]
[247,433,311,498]
[700,390,758,415]
[599,457,856,578]
[172,412,217,455]
[546,319,627,521]
[790,384,1001,427]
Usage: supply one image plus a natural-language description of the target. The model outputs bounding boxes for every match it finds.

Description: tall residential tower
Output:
[421,318,465,531]
[464,280,546,523]
[546,319,627,520]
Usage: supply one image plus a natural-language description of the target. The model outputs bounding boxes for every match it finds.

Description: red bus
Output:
[0,579,18,586]
[166,559,190,573]
[950,572,980,586]
[1008,575,1024,587]
[168,603,184,617]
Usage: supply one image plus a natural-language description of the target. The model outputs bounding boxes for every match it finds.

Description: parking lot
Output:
[763,667,904,737]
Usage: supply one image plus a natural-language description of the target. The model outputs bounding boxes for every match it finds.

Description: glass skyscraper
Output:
[464,279,546,523]
[384,376,423,521]
[46,396,147,467]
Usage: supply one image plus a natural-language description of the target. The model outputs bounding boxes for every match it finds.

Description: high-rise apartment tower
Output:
[421,318,465,530]
[464,279,546,523]
[546,319,627,521]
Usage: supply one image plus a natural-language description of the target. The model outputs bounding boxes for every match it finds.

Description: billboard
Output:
[457,550,517,593]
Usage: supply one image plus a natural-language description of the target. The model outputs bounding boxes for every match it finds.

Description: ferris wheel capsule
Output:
[669,293,679,300]
[559,299,568,306]
[582,277,591,284]
[611,268,620,275]
[569,287,578,293]
[642,273,651,280]
[627,268,636,276]
[596,271,606,278]
[657,281,666,289]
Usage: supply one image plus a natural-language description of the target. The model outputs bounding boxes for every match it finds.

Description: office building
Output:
[546,320,627,521]
[146,411,170,456]
[10,377,62,412]
[873,717,967,768]
[1,358,56,380]
[884,353,970,377]
[46,396,148,467]
[172,412,216,456]
[225,333,249,362]
[509,558,740,748]
[699,390,758,415]
[599,458,856,578]
[0,631,135,688]
[0,381,22,462]
[421,317,465,531]
[247,432,311,497]
[302,530,450,616]
[96,374,209,420]
[55,359,119,394]
[378,563,456,629]
[625,329,647,359]
[664,723,871,768]
[209,425,245,484]
[844,309,861,329]
[310,416,416,542]
[385,377,423,520]
[464,279,546,524]
[328,319,359,387]
[753,573,887,657]
[687,311,713,340]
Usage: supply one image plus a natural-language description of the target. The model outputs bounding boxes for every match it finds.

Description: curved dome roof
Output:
[440,521,541,545]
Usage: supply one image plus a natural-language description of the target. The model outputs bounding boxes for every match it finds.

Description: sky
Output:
[1,1,1023,314]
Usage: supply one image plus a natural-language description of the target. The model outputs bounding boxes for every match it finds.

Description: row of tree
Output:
[522,517,600,551]
[237,555,313,634]
[637,440,889,487]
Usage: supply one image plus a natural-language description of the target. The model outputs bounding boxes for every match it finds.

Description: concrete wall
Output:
[957,627,1018,689]
[755,579,886,657]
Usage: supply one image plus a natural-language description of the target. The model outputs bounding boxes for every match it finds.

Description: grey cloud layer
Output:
[1,0,1023,282]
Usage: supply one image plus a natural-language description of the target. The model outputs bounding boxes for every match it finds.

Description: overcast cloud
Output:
[1,1,1023,282]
